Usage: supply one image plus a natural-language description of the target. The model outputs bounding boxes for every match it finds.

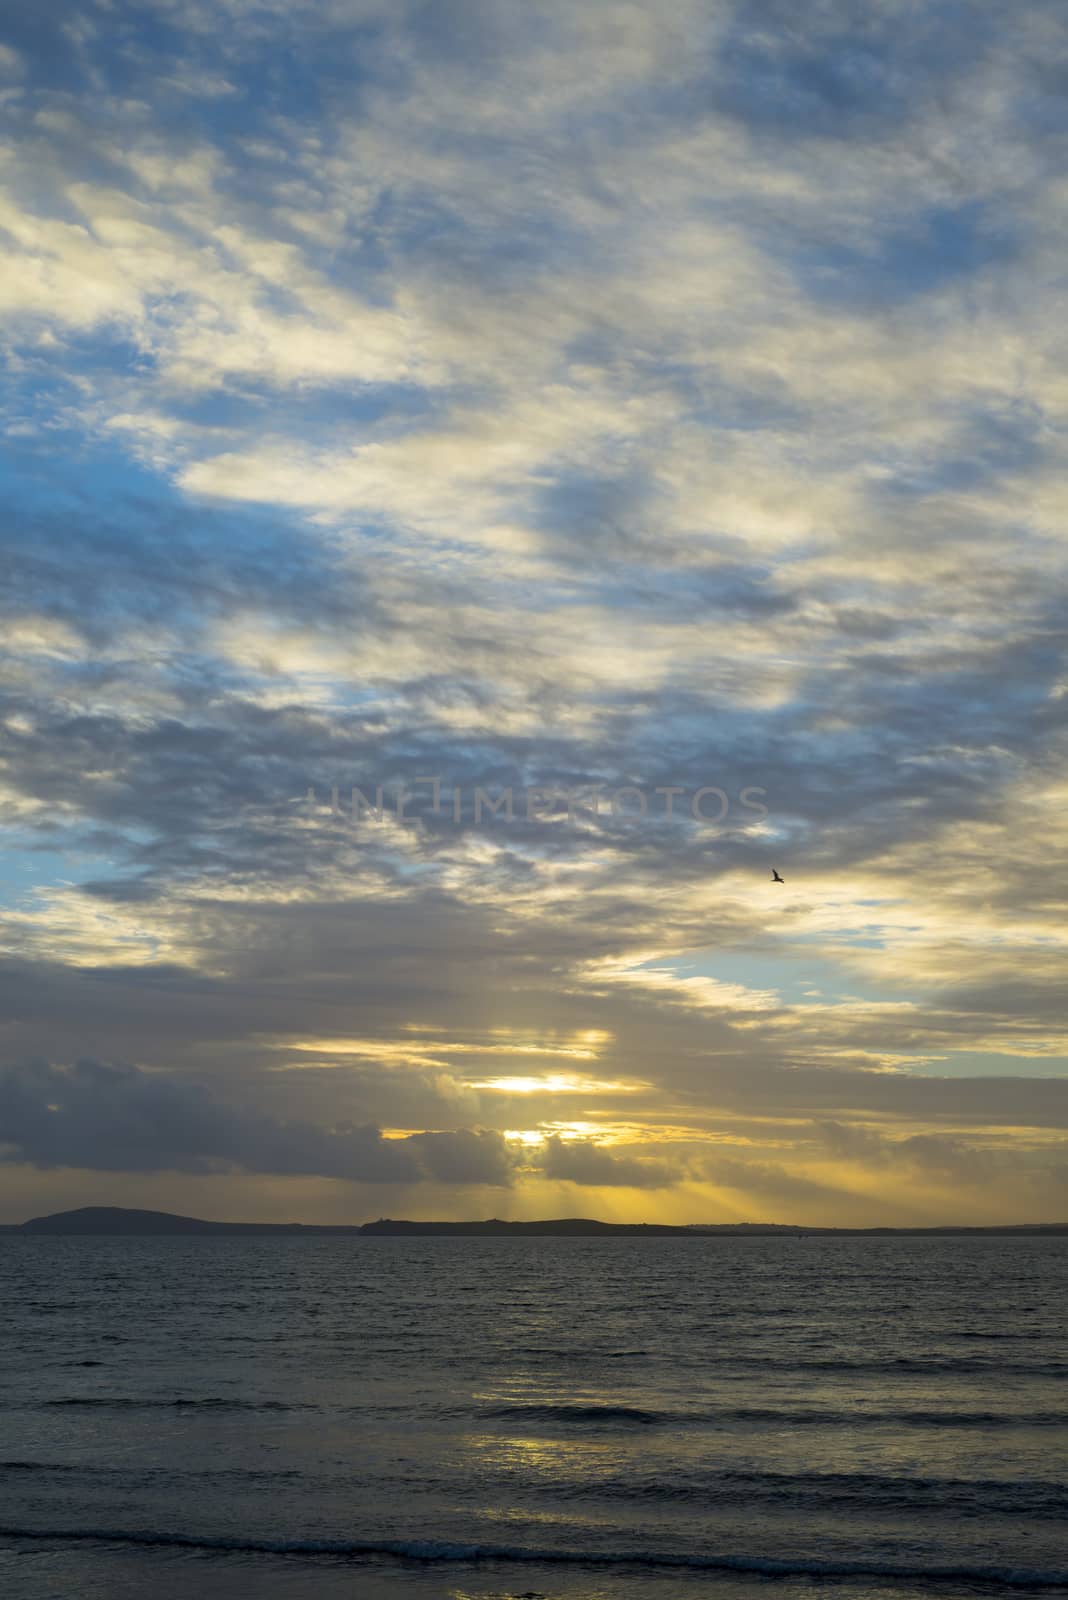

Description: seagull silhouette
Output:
[771,869,784,884]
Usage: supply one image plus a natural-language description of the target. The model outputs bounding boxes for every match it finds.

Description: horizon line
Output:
[4,1205,1068,1236]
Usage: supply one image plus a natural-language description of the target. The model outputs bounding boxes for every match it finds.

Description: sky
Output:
[1,0,1068,1226]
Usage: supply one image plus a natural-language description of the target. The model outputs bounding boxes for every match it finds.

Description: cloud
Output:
[540,1135,676,1188]
[0,1058,515,1185]
[2,0,1068,1221]
[406,1127,518,1186]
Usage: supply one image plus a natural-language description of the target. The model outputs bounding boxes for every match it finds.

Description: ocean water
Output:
[1,1236,1066,1600]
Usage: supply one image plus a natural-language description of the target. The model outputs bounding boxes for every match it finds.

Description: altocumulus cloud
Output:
[1,0,1068,1222]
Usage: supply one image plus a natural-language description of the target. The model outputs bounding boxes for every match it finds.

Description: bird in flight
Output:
[771,869,785,884]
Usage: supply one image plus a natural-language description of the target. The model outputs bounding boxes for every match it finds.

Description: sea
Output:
[1,1235,1066,1600]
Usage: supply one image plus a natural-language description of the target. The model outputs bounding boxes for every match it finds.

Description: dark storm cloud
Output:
[0,1058,516,1185]
[540,1135,675,1189]
[406,1127,517,1185]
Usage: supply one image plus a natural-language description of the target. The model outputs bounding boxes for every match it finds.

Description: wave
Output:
[0,1462,300,1482]
[683,1355,1068,1376]
[483,1401,1068,1429]
[42,1397,308,1412]
[467,1352,1068,1377]
[486,1403,662,1425]
[4,1458,1061,1516]
[3,1459,1061,1517]
[576,1469,1068,1518]
[727,1406,1068,1429]
[15,1397,1067,1429]
[0,1526,1065,1589]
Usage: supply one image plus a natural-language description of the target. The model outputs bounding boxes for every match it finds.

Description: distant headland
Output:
[2,1207,1067,1237]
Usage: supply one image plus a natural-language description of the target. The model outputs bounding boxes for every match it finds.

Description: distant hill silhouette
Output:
[13,1206,362,1236]
[2,1206,1067,1237]
[360,1217,689,1236]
